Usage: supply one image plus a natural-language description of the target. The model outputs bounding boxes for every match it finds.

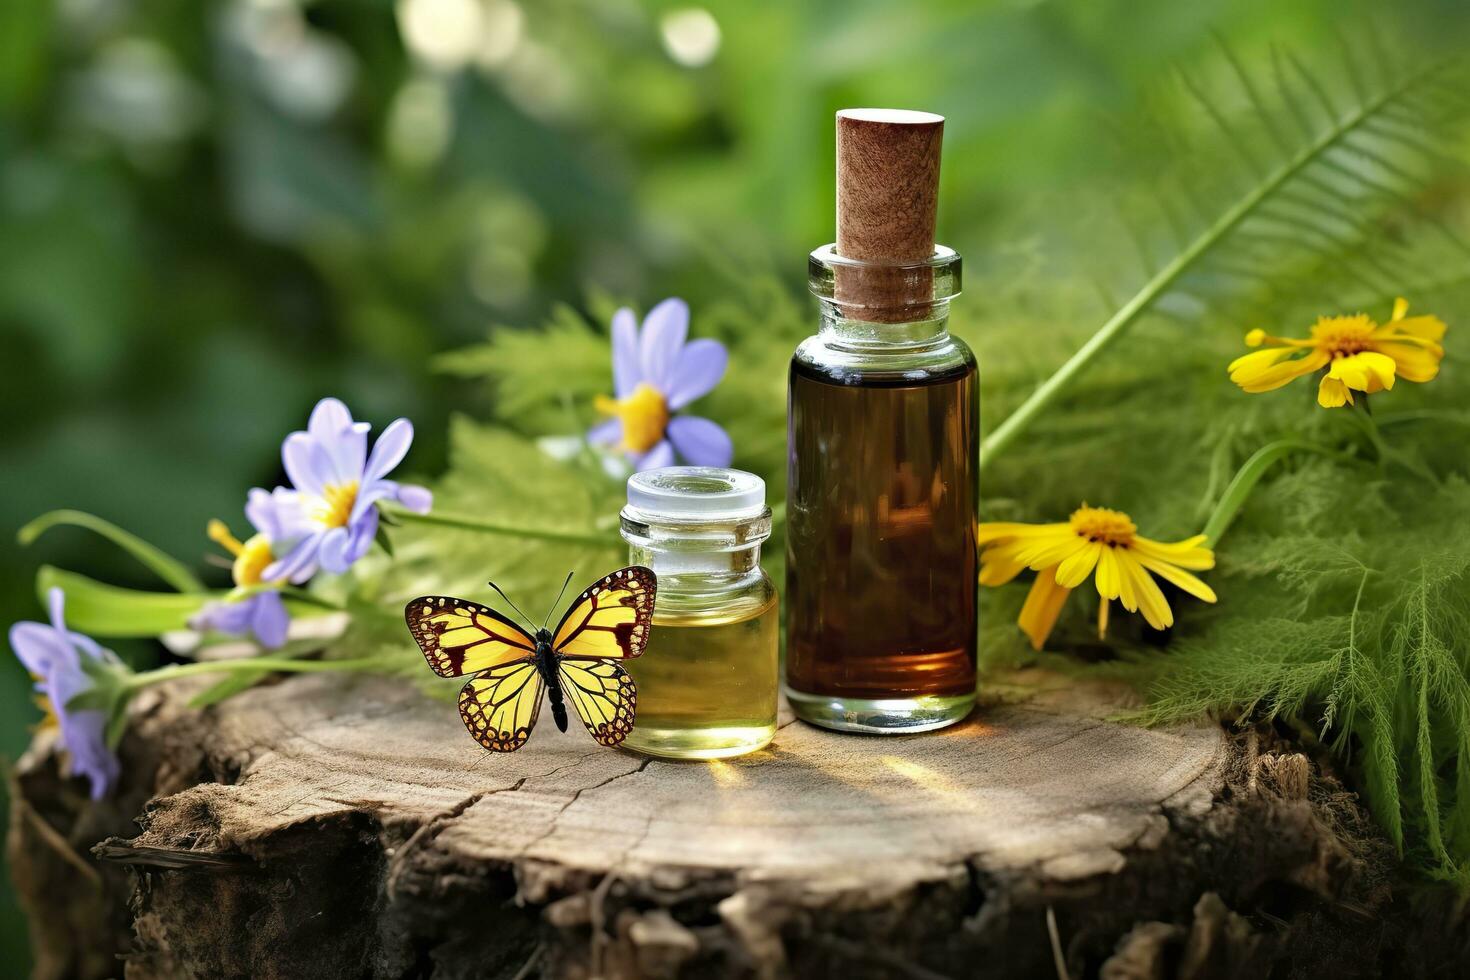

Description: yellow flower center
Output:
[1069,505,1137,546]
[233,534,275,586]
[318,481,359,528]
[208,519,275,586]
[1309,314,1376,358]
[594,383,670,454]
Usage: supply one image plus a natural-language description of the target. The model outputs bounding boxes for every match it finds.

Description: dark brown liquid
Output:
[786,353,978,700]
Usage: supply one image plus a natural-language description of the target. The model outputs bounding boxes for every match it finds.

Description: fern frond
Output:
[981,46,1470,468]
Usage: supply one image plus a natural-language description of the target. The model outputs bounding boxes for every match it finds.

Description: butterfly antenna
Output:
[543,571,575,629]
[485,580,536,631]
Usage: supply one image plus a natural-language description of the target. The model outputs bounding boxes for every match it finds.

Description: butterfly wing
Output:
[459,660,546,752]
[551,566,656,662]
[557,659,637,747]
[406,596,537,677]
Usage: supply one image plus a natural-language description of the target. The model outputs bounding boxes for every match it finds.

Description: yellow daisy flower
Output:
[978,505,1217,650]
[1228,298,1446,408]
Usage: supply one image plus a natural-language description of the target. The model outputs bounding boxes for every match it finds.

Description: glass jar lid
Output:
[625,467,766,522]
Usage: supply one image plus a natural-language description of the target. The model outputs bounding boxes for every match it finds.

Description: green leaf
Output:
[36,566,213,637]
[20,510,206,593]
[1202,439,1354,546]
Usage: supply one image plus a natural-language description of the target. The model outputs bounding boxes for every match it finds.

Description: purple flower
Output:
[10,589,123,799]
[188,488,301,649]
[589,298,732,471]
[266,398,432,581]
[190,592,288,648]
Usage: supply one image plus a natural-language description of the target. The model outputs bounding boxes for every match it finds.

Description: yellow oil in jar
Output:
[624,590,779,760]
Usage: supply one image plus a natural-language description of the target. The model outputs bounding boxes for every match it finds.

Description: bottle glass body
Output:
[785,245,978,732]
[620,468,779,759]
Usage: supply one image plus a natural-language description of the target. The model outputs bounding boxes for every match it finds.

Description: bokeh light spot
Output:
[660,8,720,68]
[397,0,484,71]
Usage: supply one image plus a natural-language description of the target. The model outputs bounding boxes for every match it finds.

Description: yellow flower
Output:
[1228,298,1445,408]
[208,519,274,587]
[978,505,1217,650]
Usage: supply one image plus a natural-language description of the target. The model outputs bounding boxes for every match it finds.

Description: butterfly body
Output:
[405,567,656,751]
[529,630,570,733]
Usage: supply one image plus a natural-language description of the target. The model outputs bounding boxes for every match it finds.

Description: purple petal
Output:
[251,593,290,649]
[61,710,118,800]
[308,398,354,440]
[307,400,369,481]
[639,298,689,393]
[283,432,332,497]
[318,527,354,574]
[345,508,379,565]
[664,339,728,409]
[245,488,279,540]
[363,418,413,485]
[349,482,388,521]
[611,307,641,398]
[247,486,312,544]
[332,423,370,485]
[65,628,113,665]
[634,439,676,471]
[274,490,315,540]
[667,415,733,467]
[395,484,433,513]
[10,621,75,677]
[46,587,66,633]
[264,533,322,584]
[190,598,256,635]
[588,418,622,446]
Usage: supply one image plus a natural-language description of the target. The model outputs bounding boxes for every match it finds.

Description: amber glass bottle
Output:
[785,244,977,732]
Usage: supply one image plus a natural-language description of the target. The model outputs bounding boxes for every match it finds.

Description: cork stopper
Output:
[834,108,943,321]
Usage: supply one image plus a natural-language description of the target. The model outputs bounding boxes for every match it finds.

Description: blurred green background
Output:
[3,0,1468,966]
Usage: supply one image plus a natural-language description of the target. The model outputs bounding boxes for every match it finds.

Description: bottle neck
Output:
[807,242,961,354]
[817,299,953,352]
[620,509,770,593]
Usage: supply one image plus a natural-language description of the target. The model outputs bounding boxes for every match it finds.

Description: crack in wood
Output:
[516,757,656,863]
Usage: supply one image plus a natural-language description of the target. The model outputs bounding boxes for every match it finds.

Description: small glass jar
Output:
[620,466,779,760]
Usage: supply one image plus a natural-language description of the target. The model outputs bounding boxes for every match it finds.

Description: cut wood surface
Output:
[11,668,1462,979]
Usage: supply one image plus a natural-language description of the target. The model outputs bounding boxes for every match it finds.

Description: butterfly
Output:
[405,567,656,752]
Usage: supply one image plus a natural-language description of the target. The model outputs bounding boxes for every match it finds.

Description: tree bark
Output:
[9,669,1465,979]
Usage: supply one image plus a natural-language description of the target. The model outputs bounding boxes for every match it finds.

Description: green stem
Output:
[19,510,205,593]
[382,506,616,548]
[126,657,383,691]
[977,65,1436,472]
[1202,439,1350,546]
[1349,396,1389,466]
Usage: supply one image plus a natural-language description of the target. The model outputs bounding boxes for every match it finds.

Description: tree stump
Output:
[9,668,1462,979]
